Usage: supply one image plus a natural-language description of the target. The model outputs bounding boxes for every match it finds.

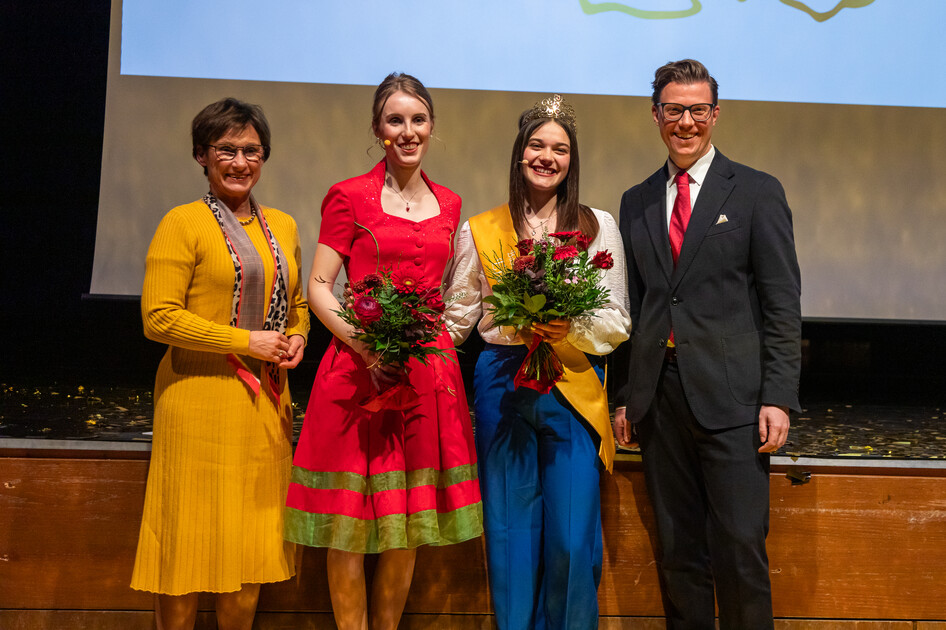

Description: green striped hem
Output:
[290,463,479,494]
[284,503,484,554]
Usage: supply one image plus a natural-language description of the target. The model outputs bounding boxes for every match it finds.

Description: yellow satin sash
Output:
[468,204,615,472]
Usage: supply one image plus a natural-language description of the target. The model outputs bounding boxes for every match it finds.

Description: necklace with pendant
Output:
[388,179,421,212]
[525,211,555,236]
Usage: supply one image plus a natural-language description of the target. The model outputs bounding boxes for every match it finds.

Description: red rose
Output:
[552,246,579,261]
[351,280,369,293]
[591,250,614,269]
[513,255,536,272]
[411,307,441,328]
[576,233,593,252]
[353,294,383,325]
[425,293,446,313]
[516,238,535,256]
[549,231,581,241]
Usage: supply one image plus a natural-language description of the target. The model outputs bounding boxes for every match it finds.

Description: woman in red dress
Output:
[285,73,483,630]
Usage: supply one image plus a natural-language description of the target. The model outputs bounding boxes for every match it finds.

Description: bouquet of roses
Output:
[337,267,453,409]
[482,231,614,393]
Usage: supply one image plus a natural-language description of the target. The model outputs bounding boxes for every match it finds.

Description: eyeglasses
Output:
[207,144,267,161]
[657,103,716,122]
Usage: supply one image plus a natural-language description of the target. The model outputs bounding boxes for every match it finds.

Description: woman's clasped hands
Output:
[530,318,570,344]
[248,330,305,368]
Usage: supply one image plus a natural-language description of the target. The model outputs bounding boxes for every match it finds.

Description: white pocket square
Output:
[715,214,729,225]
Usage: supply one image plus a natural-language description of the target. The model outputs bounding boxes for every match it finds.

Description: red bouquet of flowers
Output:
[337,267,453,409]
[482,231,614,393]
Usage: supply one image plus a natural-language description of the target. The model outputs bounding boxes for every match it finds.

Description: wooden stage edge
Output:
[2,441,945,625]
[1,611,945,630]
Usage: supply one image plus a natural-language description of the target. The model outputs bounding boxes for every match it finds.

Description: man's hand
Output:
[613,406,639,448]
[758,404,790,453]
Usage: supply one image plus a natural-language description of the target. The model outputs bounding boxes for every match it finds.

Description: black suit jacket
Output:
[616,150,801,430]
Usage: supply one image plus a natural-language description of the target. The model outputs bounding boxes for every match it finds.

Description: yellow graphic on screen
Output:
[578,0,875,21]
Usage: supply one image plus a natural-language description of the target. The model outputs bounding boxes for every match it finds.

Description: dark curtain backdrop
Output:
[0,1,155,383]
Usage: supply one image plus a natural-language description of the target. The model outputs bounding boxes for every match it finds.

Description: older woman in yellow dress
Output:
[131,98,309,630]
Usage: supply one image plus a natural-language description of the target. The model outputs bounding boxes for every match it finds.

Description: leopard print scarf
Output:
[204,193,289,400]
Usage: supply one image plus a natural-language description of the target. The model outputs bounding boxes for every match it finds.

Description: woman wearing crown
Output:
[445,95,631,629]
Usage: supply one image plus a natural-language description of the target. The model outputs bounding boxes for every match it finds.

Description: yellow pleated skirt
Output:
[131,348,296,595]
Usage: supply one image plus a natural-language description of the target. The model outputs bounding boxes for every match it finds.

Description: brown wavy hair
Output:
[508,111,598,242]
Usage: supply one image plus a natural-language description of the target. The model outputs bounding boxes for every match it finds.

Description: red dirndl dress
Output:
[285,161,483,552]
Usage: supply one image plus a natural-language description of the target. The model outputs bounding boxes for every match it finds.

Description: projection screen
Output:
[92,0,946,322]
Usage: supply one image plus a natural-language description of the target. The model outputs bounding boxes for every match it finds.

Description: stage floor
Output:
[1,383,943,462]
[4,387,946,623]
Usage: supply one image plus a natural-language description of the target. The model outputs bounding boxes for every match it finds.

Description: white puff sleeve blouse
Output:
[444,208,631,355]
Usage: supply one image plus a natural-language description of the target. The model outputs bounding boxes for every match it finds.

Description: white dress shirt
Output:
[665,145,716,228]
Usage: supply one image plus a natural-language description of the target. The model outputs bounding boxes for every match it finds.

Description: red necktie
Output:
[668,170,690,348]
[669,169,691,265]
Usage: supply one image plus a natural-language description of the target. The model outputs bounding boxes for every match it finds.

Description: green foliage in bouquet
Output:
[336,268,454,367]
[482,231,614,330]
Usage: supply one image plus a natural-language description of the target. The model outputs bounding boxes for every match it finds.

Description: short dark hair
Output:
[191,98,272,173]
[371,73,434,133]
[651,59,719,105]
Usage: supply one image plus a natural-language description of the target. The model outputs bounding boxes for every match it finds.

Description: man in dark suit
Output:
[613,59,802,629]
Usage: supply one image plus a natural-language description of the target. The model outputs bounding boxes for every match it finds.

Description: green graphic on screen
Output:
[578,0,875,22]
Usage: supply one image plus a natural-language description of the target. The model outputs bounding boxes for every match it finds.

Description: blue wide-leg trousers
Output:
[473,343,603,630]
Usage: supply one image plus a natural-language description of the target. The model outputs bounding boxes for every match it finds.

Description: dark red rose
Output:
[591,250,614,269]
[425,293,446,313]
[552,246,579,261]
[363,273,383,289]
[513,255,536,272]
[412,307,441,329]
[353,295,383,325]
[516,239,535,256]
[413,285,435,300]
[549,231,581,241]
[351,280,369,293]
[576,233,593,251]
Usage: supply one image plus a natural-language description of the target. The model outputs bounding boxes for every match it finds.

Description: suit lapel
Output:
[671,152,735,287]
[641,167,674,282]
